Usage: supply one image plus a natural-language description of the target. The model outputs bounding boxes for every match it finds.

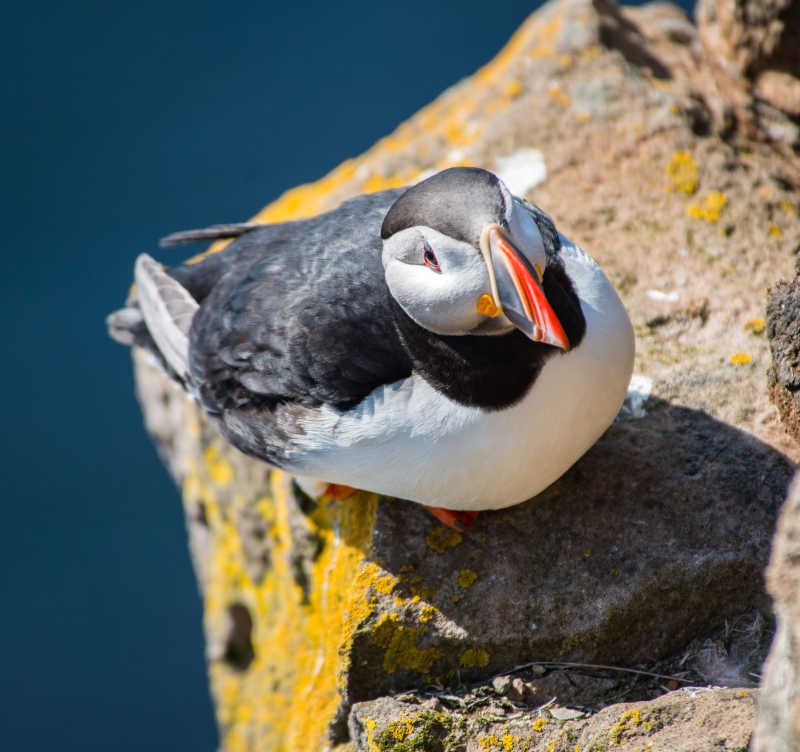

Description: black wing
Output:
[185,190,413,418]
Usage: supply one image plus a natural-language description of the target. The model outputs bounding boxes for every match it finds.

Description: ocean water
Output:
[1,1,693,749]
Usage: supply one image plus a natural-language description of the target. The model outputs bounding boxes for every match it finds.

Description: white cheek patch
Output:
[384,227,492,335]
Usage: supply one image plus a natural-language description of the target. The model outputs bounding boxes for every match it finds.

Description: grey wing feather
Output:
[134,253,199,382]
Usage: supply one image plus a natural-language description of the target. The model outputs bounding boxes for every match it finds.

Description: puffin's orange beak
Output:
[479,224,570,350]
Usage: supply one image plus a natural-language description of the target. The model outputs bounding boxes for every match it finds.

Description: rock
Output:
[124,0,800,749]
[768,273,800,443]
[754,475,800,752]
[755,70,800,119]
[695,0,800,147]
[548,706,585,721]
[491,675,512,695]
[138,341,790,749]
[695,0,800,80]
[349,687,757,751]
[506,678,529,704]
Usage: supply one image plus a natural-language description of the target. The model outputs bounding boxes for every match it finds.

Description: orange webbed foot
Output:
[424,506,479,531]
[323,483,357,501]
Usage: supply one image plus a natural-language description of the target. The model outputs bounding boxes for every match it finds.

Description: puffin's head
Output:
[380,167,570,349]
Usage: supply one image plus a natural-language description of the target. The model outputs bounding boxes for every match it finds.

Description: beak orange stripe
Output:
[494,232,571,351]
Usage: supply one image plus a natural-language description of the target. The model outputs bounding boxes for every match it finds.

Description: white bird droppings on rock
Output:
[621,373,653,419]
[492,148,547,197]
[646,289,679,302]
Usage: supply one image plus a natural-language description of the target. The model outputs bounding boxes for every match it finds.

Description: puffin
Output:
[108,167,634,528]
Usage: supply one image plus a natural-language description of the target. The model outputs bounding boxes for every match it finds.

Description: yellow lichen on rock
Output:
[203,444,234,487]
[363,718,380,752]
[665,151,699,194]
[181,440,381,752]
[373,574,398,595]
[609,707,642,744]
[425,526,463,553]
[458,569,478,588]
[419,604,437,623]
[361,168,421,194]
[687,191,727,222]
[744,317,765,334]
[459,647,490,667]
[547,85,572,106]
[371,613,444,675]
[388,715,417,741]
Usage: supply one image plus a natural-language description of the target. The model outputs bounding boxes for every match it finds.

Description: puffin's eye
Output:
[423,246,441,271]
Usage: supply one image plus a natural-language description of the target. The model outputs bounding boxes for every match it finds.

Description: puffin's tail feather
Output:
[107,251,224,384]
[159,221,267,247]
[133,253,199,383]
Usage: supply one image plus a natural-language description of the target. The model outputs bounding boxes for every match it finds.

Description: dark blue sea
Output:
[2,1,693,749]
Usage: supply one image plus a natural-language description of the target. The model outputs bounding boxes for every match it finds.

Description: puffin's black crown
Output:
[381,167,508,248]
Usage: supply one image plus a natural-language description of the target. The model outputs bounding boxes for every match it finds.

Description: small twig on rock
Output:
[436,694,466,706]
[508,660,695,684]
[485,712,525,721]
[464,697,492,711]
[536,697,558,714]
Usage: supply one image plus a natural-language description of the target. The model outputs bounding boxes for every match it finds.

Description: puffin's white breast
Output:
[289,238,634,510]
